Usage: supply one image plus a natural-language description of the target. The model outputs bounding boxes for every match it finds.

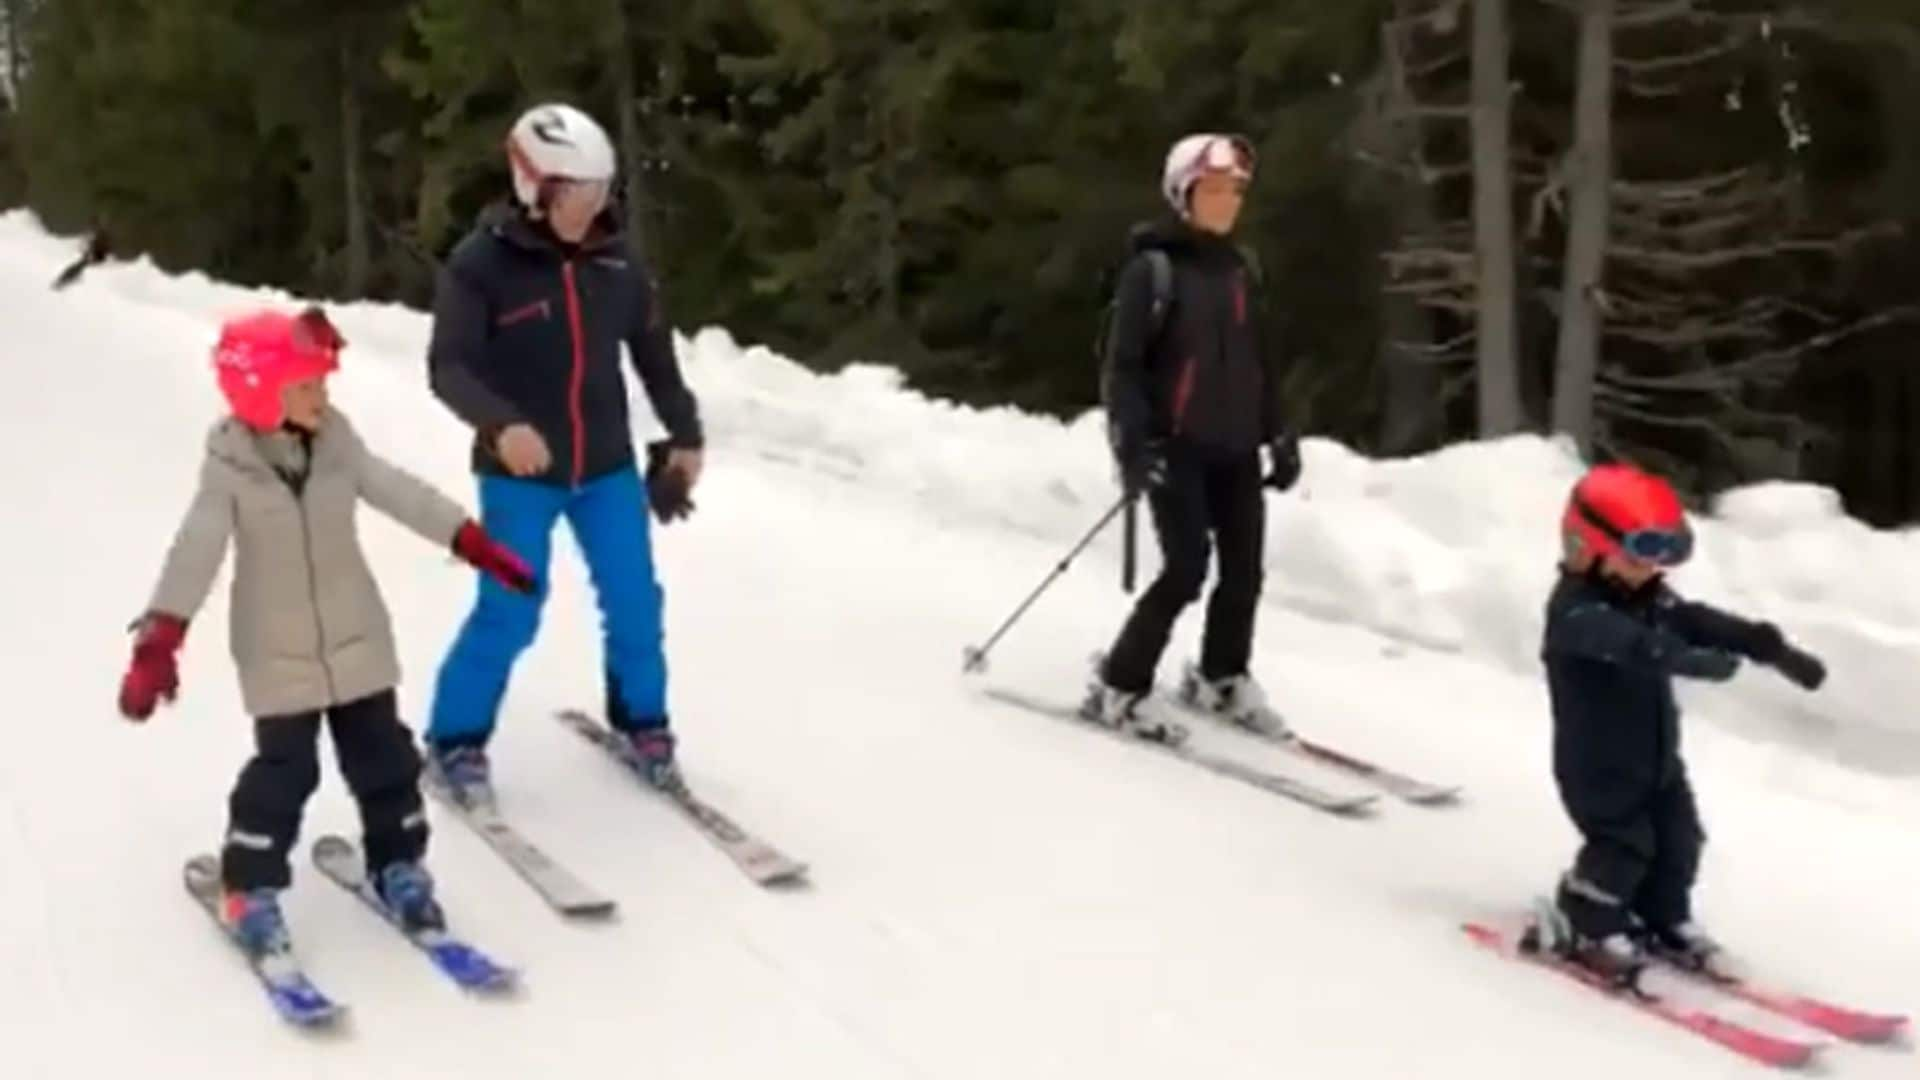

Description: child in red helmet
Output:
[117,306,536,961]
[1526,463,1827,984]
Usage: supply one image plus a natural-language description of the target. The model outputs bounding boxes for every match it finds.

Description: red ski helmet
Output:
[1562,463,1694,566]
[213,306,344,431]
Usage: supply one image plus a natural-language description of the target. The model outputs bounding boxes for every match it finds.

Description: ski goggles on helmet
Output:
[291,305,345,355]
[1573,496,1694,566]
[1197,134,1256,180]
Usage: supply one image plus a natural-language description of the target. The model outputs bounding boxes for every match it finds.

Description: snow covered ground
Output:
[0,210,1911,1078]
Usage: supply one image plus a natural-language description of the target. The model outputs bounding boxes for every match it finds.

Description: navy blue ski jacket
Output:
[1540,569,1777,820]
[426,202,702,488]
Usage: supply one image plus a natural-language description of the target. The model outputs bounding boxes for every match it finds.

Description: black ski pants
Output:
[1102,447,1265,693]
[1556,772,1706,941]
[221,689,429,892]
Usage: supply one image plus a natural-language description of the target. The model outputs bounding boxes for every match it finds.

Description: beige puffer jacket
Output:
[143,410,470,718]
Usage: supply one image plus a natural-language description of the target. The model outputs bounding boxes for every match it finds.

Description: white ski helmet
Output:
[1161,133,1256,217]
[505,103,617,208]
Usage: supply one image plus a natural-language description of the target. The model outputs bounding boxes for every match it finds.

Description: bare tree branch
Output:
[1616,0,1698,28]
[1731,305,1920,372]
[1608,223,1900,273]
[1613,30,1747,76]
[1611,167,1761,207]
[1383,247,1475,271]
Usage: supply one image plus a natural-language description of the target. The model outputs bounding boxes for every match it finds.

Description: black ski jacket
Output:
[1101,220,1286,463]
[426,202,702,488]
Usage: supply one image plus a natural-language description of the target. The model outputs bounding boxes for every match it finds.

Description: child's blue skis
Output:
[182,854,346,1028]
[310,836,518,994]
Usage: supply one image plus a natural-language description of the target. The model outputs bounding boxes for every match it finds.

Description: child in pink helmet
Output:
[117,305,535,960]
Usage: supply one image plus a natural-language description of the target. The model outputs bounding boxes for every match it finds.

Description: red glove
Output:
[453,522,536,594]
[118,614,187,721]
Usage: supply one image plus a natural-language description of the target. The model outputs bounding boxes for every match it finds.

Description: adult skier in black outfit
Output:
[1529,463,1827,983]
[1087,133,1301,742]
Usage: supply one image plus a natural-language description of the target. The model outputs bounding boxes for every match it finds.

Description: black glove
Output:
[1734,619,1825,689]
[1741,621,1786,664]
[1117,438,1168,497]
[644,442,695,524]
[1771,641,1826,691]
[1263,431,1301,492]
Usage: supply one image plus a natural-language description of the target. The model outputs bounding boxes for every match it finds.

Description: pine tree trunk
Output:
[340,41,369,296]
[605,0,652,262]
[1471,0,1522,437]
[4,0,24,104]
[1550,0,1615,454]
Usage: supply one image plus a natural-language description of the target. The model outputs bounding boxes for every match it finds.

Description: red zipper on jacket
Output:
[1171,355,1198,434]
[561,261,587,487]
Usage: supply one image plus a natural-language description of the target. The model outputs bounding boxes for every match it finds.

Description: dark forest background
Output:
[5,0,1919,522]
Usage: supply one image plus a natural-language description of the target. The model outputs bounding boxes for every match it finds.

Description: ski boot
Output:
[1643,920,1737,979]
[1177,662,1291,738]
[425,743,496,810]
[1522,894,1648,989]
[1079,679,1187,745]
[375,860,448,935]
[621,728,682,790]
[219,886,293,959]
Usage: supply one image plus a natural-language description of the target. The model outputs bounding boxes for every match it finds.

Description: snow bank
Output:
[15,209,1918,776]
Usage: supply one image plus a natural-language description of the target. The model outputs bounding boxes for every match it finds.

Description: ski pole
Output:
[961,491,1134,674]
[1122,493,1138,594]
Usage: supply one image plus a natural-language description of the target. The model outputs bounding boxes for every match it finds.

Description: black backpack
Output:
[1093,246,1174,374]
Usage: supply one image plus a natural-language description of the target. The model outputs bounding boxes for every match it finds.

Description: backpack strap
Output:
[1143,249,1173,337]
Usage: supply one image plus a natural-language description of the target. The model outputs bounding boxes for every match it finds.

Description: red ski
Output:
[1462,922,1820,1069]
[1655,959,1907,1044]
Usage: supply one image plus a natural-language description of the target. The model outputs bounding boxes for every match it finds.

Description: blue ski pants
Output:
[428,466,667,746]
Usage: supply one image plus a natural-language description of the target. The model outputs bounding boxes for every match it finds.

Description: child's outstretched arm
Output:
[348,425,469,548]
[1656,588,1826,689]
[121,457,235,720]
[347,422,536,595]
[1546,599,1741,681]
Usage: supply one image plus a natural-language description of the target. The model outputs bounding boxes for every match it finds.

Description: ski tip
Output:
[286,1002,350,1030]
[182,853,220,886]
[1460,922,1506,949]
[311,834,356,859]
[756,868,812,890]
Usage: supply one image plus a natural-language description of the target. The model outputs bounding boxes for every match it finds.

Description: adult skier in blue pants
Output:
[422,102,704,803]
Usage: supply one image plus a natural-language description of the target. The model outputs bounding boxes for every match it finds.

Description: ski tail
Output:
[555,709,810,886]
[422,773,619,919]
[980,687,1378,816]
[1162,690,1459,805]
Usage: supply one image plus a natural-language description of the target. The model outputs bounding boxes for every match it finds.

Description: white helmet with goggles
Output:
[1161,133,1256,217]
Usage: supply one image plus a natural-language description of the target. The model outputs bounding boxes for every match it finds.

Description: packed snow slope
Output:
[0,210,1912,1079]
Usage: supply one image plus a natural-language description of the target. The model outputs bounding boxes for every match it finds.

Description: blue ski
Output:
[182,854,346,1028]
[310,835,519,994]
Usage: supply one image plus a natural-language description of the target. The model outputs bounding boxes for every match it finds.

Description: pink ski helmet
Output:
[213,306,344,431]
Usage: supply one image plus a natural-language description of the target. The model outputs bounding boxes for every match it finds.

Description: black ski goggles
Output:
[1574,496,1694,566]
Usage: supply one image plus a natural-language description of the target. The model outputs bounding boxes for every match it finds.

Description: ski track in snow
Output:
[0,212,1913,1078]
